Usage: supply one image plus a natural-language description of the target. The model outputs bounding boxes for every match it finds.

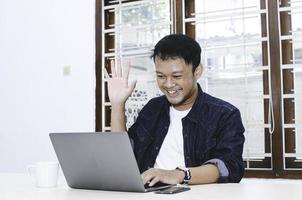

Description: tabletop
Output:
[1,173,302,200]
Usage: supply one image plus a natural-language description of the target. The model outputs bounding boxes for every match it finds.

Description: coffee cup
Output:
[27,161,59,188]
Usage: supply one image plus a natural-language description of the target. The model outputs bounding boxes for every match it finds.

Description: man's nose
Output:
[164,77,175,88]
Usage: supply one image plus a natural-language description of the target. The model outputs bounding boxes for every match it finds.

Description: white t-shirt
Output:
[154,106,191,170]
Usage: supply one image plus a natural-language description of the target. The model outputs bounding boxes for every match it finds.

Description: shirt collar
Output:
[162,83,205,123]
[186,83,204,123]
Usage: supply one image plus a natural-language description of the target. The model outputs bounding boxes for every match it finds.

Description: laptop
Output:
[49,132,173,192]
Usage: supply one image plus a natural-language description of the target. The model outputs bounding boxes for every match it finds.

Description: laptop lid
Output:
[49,132,170,192]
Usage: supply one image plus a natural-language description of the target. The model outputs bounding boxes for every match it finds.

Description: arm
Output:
[188,164,219,184]
[191,109,245,183]
[142,164,219,186]
[104,60,137,132]
[111,104,127,132]
[209,108,245,183]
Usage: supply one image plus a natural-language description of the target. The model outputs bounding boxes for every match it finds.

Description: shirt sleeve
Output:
[203,158,229,179]
[209,108,245,183]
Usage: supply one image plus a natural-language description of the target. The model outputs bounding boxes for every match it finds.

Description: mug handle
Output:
[27,165,36,184]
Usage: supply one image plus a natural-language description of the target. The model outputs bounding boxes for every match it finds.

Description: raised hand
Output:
[104,59,137,106]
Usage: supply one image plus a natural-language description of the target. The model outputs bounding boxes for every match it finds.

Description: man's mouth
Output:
[165,89,180,97]
[167,90,177,94]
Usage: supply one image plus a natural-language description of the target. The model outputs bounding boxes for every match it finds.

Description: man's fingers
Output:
[110,60,117,77]
[110,58,130,79]
[142,174,153,185]
[149,176,160,187]
[116,58,122,77]
[123,61,130,80]
[142,169,155,184]
[128,80,137,93]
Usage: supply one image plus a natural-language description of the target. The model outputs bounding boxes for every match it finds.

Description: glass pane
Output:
[244,125,266,158]
[124,55,162,128]
[293,66,302,159]
[292,12,302,34]
[281,0,302,165]
[119,25,170,52]
[196,0,243,13]
[104,0,171,129]
[115,0,170,54]
[290,0,302,32]
[292,3,302,158]
[243,0,261,8]
[194,0,267,165]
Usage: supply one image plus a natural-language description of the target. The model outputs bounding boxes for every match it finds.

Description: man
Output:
[105,34,245,186]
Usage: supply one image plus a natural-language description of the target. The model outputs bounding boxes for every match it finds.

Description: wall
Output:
[0,0,95,173]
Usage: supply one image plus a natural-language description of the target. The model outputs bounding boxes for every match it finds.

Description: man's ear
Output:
[194,64,203,79]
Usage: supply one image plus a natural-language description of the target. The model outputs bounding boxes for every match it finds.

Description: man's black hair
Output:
[151,34,201,72]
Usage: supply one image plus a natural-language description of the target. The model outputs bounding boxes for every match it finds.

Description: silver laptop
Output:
[49,132,172,192]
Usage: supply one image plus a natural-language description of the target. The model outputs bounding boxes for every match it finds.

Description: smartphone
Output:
[154,186,191,194]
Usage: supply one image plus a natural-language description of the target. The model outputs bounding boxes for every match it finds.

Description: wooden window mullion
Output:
[267,0,284,176]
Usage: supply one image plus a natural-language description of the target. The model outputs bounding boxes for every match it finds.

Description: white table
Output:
[1,173,302,200]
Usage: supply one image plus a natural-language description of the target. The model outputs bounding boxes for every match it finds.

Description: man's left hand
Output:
[141,168,185,186]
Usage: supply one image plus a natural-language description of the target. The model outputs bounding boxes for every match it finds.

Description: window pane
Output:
[124,55,162,128]
[114,1,170,54]
[291,1,302,160]
[280,0,302,167]
[102,0,171,130]
[193,0,269,167]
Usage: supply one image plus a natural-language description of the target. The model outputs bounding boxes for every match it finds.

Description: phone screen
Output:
[154,186,191,194]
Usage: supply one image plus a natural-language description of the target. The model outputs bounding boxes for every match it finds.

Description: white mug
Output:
[27,161,59,188]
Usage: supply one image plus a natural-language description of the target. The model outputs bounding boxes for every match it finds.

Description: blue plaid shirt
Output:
[128,84,245,183]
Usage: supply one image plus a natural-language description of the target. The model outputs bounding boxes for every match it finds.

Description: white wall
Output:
[0,0,95,173]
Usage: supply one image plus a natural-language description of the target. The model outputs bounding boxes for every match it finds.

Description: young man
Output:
[105,34,245,186]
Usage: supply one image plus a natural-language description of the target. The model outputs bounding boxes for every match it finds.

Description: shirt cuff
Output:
[203,158,229,179]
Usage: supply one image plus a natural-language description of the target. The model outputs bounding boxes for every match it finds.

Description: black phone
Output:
[154,186,191,194]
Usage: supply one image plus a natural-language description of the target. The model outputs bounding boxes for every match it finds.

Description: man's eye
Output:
[157,75,165,79]
[173,76,182,79]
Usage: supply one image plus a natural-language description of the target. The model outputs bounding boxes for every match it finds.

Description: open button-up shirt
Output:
[128,84,245,183]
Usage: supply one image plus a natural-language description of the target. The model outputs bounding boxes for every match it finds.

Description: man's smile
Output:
[165,89,181,97]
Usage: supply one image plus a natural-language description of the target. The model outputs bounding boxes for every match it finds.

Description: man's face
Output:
[155,57,202,111]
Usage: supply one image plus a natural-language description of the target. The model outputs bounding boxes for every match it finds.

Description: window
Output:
[97,0,172,131]
[279,0,302,171]
[96,0,302,178]
[191,0,269,170]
